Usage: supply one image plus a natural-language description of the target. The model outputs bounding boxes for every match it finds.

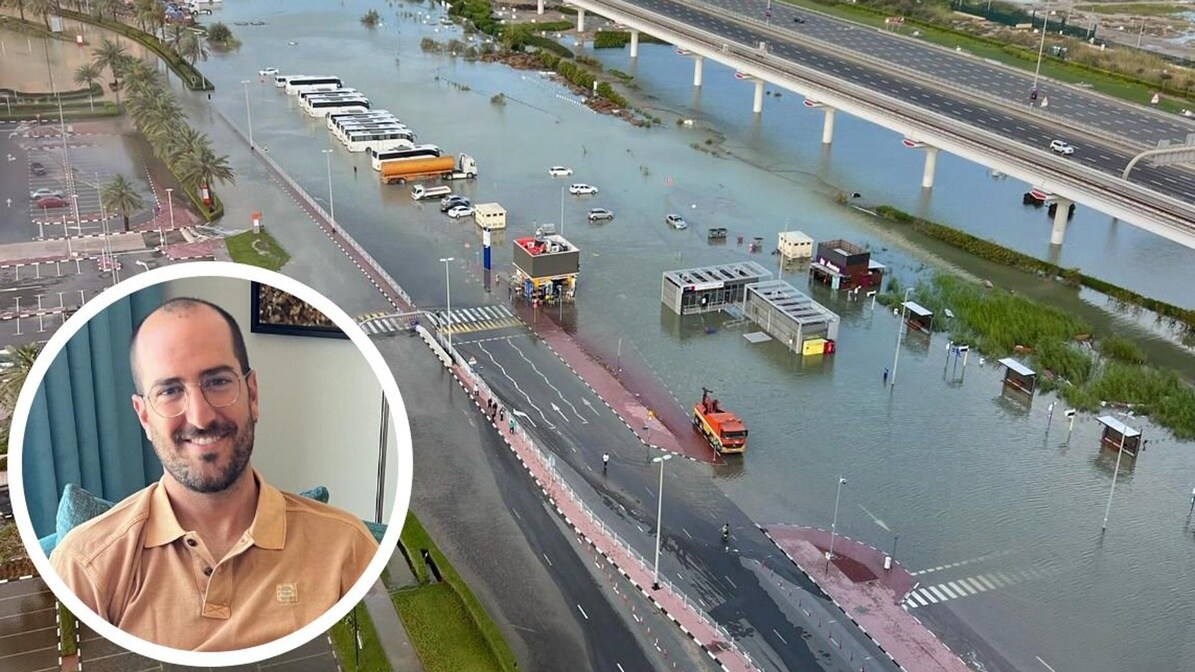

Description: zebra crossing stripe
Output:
[947,581,971,596]
[928,585,948,601]
[919,589,938,604]
[975,575,998,590]
[912,592,928,606]
[961,578,986,594]
[937,584,959,599]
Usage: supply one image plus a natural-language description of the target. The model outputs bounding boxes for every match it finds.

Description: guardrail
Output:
[577,0,1195,237]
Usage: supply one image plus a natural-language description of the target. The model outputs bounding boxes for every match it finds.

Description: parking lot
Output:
[0,578,59,672]
[78,622,341,672]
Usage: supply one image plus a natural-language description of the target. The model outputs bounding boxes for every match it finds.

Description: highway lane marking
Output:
[507,340,587,422]
[576,604,589,620]
[511,508,521,520]
[683,527,693,539]
[725,575,737,588]
[477,341,553,428]
[938,583,959,599]
[617,664,626,672]
[772,628,788,645]
[1036,656,1058,672]
[543,553,553,567]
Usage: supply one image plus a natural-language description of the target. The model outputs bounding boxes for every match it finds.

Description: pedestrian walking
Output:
[1190,486,1195,513]
[602,452,610,473]
[508,417,515,433]
[5,197,10,208]
[499,408,505,423]
[883,367,889,384]
[353,165,358,177]
[473,383,479,398]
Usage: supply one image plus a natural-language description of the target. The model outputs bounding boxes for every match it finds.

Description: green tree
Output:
[74,61,101,111]
[96,0,120,22]
[100,174,145,232]
[134,0,158,34]
[26,0,53,30]
[91,37,128,105]
[206,21,233,45]
[0,343,41,410]
[177,32,209,87]
[175,136,234,193]
[361,9,380,26]
[5,0,28,22]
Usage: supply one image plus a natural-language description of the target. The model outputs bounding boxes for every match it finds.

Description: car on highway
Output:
[665,213,688,229]
[446,205,475,219]
[569,183,598,195]
[587,207,614,222]
[34,196,70,209]
[29,188,64,200]
[30,161,47,176]
[548,166,573,177]
[792,15,806,23]
[1049,139,1075,156]
[439,195,471,212]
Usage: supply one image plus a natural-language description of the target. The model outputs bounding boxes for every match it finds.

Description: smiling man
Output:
[49,297,379,651]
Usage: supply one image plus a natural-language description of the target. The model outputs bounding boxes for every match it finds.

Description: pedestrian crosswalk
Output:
[901,566,1053,610]
[356,305,522,337]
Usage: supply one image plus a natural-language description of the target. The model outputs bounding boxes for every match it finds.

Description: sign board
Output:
[482,229,491,247]
[684,281,725,292]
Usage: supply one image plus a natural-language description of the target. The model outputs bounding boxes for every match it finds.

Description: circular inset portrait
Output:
[6,262,413,666]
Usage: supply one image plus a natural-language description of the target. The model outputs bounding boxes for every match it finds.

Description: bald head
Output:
[129,298,250,394]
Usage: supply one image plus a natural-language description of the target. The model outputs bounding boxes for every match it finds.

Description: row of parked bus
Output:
[274,74,444,168]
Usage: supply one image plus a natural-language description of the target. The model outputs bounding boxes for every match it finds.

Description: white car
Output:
[587,207,614,222]
[446,205,475,219]
[548,166,573,177]
[665,213,688,229]
[569,183,598,195]
[259,67,279,77]
[1049,139,1075,156]
[29,188,64,200]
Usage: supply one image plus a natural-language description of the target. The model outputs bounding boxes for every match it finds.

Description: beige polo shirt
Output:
[50,471,379,651]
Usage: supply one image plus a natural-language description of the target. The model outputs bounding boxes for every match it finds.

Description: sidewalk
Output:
[763,525,971,672]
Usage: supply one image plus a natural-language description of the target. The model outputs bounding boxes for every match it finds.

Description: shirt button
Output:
[186,538,197,547]
[203,566,213,576]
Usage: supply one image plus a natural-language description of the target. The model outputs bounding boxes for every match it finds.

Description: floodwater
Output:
[185,1,1195,670]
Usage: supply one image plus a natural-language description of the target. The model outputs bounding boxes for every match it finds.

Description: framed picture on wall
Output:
[250,281,348,339]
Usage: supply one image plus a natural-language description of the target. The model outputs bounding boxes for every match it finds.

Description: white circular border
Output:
[7,261,414,666]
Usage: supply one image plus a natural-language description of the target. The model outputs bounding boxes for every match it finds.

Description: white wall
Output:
[163,277,400,524]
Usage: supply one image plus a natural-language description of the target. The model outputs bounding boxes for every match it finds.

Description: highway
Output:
[451,324,907,672]
[610,0,1195,204]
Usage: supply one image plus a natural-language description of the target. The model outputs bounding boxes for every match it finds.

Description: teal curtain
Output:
[23,287,164,537]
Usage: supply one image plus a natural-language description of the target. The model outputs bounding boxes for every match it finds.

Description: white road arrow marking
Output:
[551,401,570,422]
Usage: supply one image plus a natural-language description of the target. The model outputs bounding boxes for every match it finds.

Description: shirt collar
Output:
[143,468,288,550]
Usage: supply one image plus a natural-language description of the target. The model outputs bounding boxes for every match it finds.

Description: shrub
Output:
[361,9,381,26]
[1098,336,1146,365]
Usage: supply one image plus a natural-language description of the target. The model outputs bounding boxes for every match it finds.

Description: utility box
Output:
[778,231,813,260]
[474,202,506,230]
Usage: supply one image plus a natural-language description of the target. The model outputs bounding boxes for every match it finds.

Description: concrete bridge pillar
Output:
[537,0,544,15]
[921,146,939,189]
[630,30,639,58]
[753,79,765,114]
[822,107,836,144]
[577,8,585,32]
[693,55,704,87]
[1050,198,1073,245]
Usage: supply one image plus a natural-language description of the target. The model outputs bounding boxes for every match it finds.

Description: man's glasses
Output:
[141,370,250,418]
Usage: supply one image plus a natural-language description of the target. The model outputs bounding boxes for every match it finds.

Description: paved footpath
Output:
[763,525,972,672]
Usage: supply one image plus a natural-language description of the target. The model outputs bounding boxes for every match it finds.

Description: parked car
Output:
[259,67,279,77]
[665,213,688,229]
[1049,139,1075,156]
[446,205,475,219]
[440,195,471,212]
[29,188,64,200]
[35,196,70,209]
[587,207,614,222]
[569,183,598,195]
[196,7,212,14]
[548,166,573,177]
[30,161,47,176]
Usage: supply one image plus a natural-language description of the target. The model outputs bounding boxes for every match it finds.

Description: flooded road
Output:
[182,1,1195,669]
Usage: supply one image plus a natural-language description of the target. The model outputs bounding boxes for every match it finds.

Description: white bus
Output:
[368,144,442,171]
[298,87,359,102]
[340,124,413,147]
[343,129,416,153]
[327,110,397,131]
[334,120,408,144]
[301,96,371,118]
[274,74,306,88]
[285,76,344,95]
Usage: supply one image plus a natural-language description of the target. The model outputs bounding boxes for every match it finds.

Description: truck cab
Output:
[411,184,453,201]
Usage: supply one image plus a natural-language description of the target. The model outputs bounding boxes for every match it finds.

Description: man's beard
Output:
[152,417,255,494]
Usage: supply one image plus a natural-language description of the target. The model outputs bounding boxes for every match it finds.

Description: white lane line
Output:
[975,574,999,590]
[961,577,986,593]
[920,588,940,604]
[506,339,586,421]
[543,553,553,567]
[938,584,959,599]
[912,592,928,606]
[725,576,737,588]
[478,341,552,427]
[1036,655,1058,672]
[576,604,589,620]
[773,629,788,645]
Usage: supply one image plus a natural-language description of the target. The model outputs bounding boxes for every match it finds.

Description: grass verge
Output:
[397,512,517,672]
[58,603,76,657]
[328,604,389,672]
[225,229,290,271]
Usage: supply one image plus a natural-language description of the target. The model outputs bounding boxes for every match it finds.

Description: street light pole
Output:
[439,257,455,354]
[1033,6,1051,90]
[164,187,174,246]
[651,454,674,590]
[241,79,254,149]
[889,287,913,389]
[1101,423,1131,532]
[826,476,847,572]
[322,148,335,222]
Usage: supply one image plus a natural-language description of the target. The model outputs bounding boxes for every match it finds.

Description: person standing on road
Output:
[602,452,609,473]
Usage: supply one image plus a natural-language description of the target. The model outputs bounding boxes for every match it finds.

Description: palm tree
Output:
[95,0,119,22]
[91,37,127,105]
[7,0,28,22]
[133,0,156,33]
[0,343,41,410]
[26,0,54,30]
[177,32,209,88]
[74,62,101,111]
[100,174,145,232]
[120,59,158,100]
[175,136,235,194]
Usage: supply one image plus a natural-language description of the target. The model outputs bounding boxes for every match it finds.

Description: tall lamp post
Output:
[1033,6,1051,91]
[241,79,254,149]
[322,148,335,222]
[826,476,847,573]
[1101,418,1134,532]
[439,257,455,354]
[651,453,674,590]
[889,287,913,389]
[164,187,174,246]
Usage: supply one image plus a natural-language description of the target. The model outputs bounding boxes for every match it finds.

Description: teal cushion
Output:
[39,533,58,556]
[364,520,388,544]
[56,483,114,541]
[298,486,329,503]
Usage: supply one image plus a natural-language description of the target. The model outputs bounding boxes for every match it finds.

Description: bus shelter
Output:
[998,358,1036,395]
[1096,416,1142,457]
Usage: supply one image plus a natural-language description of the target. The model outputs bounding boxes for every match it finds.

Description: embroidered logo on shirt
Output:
[276,583,299,604]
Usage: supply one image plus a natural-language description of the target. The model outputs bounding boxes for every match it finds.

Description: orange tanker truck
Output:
[692,387,748,455]
[380,153,478,185]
